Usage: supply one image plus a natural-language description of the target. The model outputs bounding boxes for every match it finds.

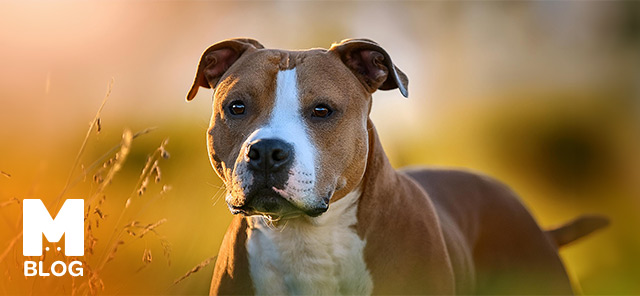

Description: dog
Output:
[186,38,608,295]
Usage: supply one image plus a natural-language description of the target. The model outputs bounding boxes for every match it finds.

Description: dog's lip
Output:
[227,188,331,219]
[229,189,299,217]
[303,191,332,217]
[229,204,247,215]
[304,205,328,217]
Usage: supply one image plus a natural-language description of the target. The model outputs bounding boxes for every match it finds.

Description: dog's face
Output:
[187,38,408,220]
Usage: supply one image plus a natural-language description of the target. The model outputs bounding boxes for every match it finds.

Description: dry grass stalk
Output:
[135,140,169,198]
[92,137,171,285]
[85,225,97,255]
[142,249,152,264]
[160,185,172,195]
[0,197,19,208]
[78,127,157,190]
[160,239,171,266]
[95,117,102,134]
[0,79,174,295]
[0,231,21,265]
[105,240,125,264]
[138,219,167,238]
[0,81,116,275]
[75,128,139,294]
[88,273,105,295]
[88,129,132,206]
[153,162,161,183]
[94,208,106,220]
[54,78,114,210]
[172,255,218,286]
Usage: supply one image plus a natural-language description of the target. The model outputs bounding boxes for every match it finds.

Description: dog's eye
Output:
[312,104,332,118]
[228,101,246,115]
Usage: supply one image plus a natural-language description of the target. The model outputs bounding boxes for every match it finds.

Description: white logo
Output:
[23,199,84,277]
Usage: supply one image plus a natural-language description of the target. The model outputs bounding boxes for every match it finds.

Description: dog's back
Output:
[404,168,581,294]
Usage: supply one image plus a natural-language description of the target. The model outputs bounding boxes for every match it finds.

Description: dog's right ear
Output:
[186,38,264,101]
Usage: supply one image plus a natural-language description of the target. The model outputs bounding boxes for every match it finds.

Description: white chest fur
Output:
[246,189,373,295]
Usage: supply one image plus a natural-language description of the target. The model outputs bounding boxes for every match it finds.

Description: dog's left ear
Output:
[186,38,264,101]
[330,38,408,98]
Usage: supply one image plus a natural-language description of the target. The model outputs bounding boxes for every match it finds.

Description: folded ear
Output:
[186,38,264,101]
[329,38,408,98]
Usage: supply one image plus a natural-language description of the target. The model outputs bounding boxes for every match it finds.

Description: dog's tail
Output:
[546,215,609,248]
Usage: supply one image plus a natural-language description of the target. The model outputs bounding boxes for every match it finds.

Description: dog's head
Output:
[187,38,408,220]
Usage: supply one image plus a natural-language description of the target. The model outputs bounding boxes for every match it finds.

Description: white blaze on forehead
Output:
[244,68,316,197]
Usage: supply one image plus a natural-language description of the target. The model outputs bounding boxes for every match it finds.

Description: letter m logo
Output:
[23,199,84,256]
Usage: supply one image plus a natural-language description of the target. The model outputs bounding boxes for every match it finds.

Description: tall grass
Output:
[0,81,172,295]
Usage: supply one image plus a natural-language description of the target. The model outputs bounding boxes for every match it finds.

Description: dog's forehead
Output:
[230,48,341,74]
[220,48,361,99]
[214,47,361,106]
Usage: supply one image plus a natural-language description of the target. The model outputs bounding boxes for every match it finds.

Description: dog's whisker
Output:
[211,188,227,207]
[206,182,227,190]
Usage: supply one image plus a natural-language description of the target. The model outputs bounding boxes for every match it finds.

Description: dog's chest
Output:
[246,190,373,295]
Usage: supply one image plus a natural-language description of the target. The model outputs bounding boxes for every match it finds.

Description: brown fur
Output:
[187,38,603,295]
[357,121,456,294]
[209,216,253,295]
[404,168,575,294]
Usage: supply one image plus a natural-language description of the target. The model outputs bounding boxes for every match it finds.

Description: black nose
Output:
[245,139,293,172]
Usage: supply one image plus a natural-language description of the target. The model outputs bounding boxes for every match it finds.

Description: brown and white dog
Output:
[186,38,608,295]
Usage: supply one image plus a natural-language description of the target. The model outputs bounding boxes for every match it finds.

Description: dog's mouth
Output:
[227,188,329,220]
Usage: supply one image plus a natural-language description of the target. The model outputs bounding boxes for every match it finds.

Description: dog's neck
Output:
[356,119,401,234]
[245,186,373,295]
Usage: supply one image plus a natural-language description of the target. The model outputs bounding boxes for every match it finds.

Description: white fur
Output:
[246,189,373,295]
[241,68,318,209]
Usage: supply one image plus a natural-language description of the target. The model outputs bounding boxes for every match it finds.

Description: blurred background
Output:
[1,1,639,294]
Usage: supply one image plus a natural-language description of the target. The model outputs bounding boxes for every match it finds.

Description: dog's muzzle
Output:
[227,138,328,219]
